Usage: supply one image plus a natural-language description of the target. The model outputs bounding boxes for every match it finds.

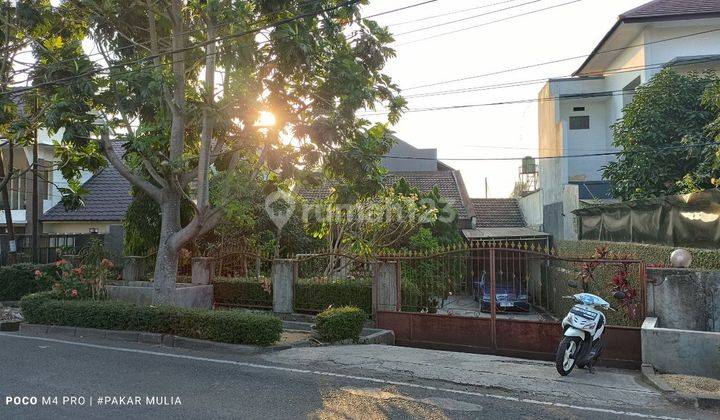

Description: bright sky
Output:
[362,0,649,198]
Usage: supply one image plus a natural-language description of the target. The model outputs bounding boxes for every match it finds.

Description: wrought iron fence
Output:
[381,241,645,327]
[0,233,103,266]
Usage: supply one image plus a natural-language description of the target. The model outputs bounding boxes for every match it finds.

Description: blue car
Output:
[473,273,530,312]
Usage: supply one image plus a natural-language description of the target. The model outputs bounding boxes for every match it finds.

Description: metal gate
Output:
[375,243,646,369]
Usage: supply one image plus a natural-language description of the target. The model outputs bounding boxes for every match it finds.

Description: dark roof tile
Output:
[622,0,720,20]
[471,198,526,228]
[41,143,132,222]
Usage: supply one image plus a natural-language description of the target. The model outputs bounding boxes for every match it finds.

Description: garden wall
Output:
[556,240,720,269]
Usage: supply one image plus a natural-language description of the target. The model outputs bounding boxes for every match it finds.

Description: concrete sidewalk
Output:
[265,344,667,411]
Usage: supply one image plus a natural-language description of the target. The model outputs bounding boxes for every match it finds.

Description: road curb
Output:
[18,323,282,355]
[0,320,21,331]
[641,363,720,409]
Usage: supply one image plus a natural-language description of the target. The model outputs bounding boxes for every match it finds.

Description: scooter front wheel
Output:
[555,336,580,376]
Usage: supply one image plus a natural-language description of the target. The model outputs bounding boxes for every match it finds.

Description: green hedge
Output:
[0,263,57,301]
[213,276,426,315]
[294,278,372,314]
[214,277,373,314]
[557,240,720,269]
[21,292,282,346]
[315,306,365,343]
[213,277,273,308]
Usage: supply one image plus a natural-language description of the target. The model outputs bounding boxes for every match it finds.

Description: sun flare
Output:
[255,111,276,128]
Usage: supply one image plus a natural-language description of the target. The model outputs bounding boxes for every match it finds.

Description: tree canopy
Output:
[17,0,404,303]
[603,69,720,200]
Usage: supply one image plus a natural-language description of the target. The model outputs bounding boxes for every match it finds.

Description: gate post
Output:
[272,259,295,314]
[489,249,497,352]
[372,260,400,318]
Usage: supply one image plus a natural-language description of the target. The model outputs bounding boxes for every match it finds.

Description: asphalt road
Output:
[0,332,710,419]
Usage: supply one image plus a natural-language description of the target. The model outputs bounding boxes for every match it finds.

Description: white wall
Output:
[518,190,543,230]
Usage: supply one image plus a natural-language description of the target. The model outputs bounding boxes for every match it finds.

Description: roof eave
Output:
[573,12,720,77]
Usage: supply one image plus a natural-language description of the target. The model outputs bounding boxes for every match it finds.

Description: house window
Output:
[569,116,590,130]
[573,107,586,112]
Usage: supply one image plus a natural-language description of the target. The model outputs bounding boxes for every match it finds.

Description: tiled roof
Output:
[471,198,526,228]
[296,171,473,220]
[622,0,720,20]
[42,144,132,222]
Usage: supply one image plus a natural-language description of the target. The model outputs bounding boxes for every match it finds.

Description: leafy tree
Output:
[0,0,45,241]
[33,0,403,303]
[603,69,720,200]
[392,177,462,246]
[309,188,436,276]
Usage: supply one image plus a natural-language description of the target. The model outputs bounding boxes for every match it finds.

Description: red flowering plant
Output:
[606,253,641,320]
[576,246,610,292]
[36,258,114,300]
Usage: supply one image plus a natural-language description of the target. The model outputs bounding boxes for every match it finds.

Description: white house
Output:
[0,124,93,235]
[525,0,720,240]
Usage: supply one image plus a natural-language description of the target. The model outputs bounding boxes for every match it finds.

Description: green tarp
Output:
[573,189,720,249]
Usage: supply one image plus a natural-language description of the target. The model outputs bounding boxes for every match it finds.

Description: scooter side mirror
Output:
[613,291,626,300]
[567,280,579,289]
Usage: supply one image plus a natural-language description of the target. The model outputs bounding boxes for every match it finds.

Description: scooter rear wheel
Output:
[555,337,580,376]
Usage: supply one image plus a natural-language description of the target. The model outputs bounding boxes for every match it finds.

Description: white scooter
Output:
[555,292,617,376]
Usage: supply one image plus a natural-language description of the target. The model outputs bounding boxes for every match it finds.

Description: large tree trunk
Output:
[152,192,182,305]
[0,150,14,240]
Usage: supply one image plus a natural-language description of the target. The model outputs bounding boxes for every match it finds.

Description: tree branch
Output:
[100,129,162,202]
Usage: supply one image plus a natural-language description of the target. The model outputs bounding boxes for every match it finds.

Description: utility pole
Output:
[31,98,39,263]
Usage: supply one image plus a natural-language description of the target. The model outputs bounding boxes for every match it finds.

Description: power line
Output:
[403,27,720,90]
[361,54,720,115]
[378,142,720,162]
[402,55,720,100]
[361,88,628,115]
[3,0,435,98]
[2,0,362,97]
[393,0,541,36]
[386,0,523,27]
[365,0,440,18]
[395,0,583,46]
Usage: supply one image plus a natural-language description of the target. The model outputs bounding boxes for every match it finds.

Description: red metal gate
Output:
[375,243,646,369]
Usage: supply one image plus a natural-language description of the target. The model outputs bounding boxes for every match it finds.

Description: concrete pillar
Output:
[272,259,295,314]
[122,256,145,282]
[373,261,400,314]
[191,257,215,285]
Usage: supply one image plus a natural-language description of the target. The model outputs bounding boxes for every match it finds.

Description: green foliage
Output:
[294,278,372,314]
[123,187,195,256]
[309,187,438,258]
[20,292,282,346]
[393,179,463,247]
[0,263,57,301]
[41,0,405,281]
[214,276,374,315]
[603,69,720,200]
[556,240,720,269]
[314,306,365,343]
[213,277,274,308]
[407,227,439,251]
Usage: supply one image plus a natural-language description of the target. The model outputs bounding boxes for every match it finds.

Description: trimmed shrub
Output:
[0,263,57,301]
[557,240,720,269]
[314,306,365,343]
[214,276,424,316]
[214,277,373,314]
[213,277,273,308]
[294,278,372,314]
[20,292,282,346]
